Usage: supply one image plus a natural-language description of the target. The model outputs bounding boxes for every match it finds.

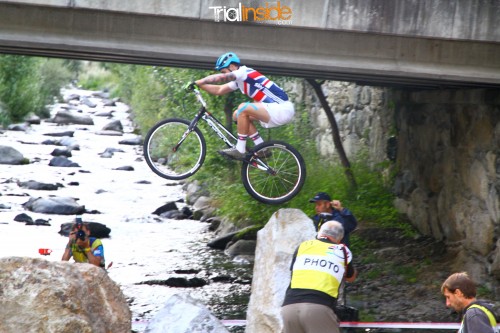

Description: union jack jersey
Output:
[228,66,289,104]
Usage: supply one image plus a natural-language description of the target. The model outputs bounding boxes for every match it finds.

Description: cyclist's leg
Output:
[236,102,270,131]
[233,102,270,153]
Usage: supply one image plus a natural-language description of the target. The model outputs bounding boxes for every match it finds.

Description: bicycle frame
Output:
[191,89,237,147]
[186,89,277,174]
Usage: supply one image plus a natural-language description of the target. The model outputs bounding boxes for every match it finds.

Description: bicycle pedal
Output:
[218,148,245,161]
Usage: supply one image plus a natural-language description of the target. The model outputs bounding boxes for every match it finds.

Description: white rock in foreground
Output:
[245,208,316,333]
[145,293,229,333]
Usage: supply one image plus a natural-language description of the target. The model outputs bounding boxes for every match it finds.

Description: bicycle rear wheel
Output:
[143,118,206,180]
[241,141,306,205]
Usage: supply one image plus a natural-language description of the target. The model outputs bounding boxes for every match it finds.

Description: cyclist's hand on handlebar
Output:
[183,81,198,91]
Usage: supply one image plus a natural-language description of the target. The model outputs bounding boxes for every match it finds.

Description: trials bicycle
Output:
[143,87,306,205]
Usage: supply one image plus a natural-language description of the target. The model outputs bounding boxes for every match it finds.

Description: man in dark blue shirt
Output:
[310,192,358,247]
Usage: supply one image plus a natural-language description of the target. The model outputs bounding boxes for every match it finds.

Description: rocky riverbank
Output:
[0,86,251,333]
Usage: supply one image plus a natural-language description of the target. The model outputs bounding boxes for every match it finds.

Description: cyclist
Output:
[189,52,295,160]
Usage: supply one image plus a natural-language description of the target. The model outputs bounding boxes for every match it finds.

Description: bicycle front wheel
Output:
[241,141,306,205]
[143,118,206,180]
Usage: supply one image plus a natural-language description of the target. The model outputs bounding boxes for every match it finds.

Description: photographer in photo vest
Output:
[281,221,357,333]
[62,216,106,268]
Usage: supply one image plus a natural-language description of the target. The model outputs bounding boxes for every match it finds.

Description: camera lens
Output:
[76,230,86,240]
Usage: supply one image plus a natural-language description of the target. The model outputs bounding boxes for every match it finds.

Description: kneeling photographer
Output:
[62,216,106,268]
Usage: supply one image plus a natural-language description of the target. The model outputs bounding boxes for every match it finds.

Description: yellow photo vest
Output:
[71,238,103,264]
[291,239,351,299]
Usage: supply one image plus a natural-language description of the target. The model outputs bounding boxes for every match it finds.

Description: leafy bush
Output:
[37,58,72,117]
[78,62,115,91]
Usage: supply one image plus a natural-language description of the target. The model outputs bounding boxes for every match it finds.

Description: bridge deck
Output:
[0,1,499,89]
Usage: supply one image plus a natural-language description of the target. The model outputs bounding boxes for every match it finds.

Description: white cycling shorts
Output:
[260,101,295,128]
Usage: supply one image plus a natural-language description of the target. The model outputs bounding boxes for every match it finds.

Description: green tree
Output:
[0,55,71,125]
[0,55,42,124]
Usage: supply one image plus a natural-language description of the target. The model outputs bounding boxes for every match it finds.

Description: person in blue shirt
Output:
[309,192,358,247]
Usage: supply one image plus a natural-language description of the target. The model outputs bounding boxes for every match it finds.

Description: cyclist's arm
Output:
[196,73,236,95]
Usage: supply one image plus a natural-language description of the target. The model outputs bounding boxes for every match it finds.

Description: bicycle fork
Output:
[173,110,204,152]
[173,129,192,152]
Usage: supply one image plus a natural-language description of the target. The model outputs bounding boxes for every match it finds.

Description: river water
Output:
[0,87,251,332]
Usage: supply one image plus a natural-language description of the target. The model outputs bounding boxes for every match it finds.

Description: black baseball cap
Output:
[309,192,331,202]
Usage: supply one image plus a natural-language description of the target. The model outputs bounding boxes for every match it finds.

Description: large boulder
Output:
[145,293,229,333]
[51,110,94,125]
[245,208,316,333]
[0,257,131,333]
[59,221,111,238]
[22,196,85,215]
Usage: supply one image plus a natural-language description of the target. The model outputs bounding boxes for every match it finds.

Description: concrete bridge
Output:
[0,0,499,89]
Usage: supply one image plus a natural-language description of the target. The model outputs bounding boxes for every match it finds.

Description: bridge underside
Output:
[0,3,499,89]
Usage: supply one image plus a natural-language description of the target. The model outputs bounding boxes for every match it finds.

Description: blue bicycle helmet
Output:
[215,52,240,71]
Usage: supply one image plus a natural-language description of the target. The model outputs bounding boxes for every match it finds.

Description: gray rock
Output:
[160,210,187,219]
[49,156,80,167]
[101,120,123,132]
[145,293,229,333]
[152,202,179,215]
[92,91,110,99]
[22,196,85,215]
[0,146,25,165]
[51,110,94,125]
[7,123,29,131]
[95,130,123,136]
[42,137,79,150]
[25,114,41,125]
[51,147,72,157]
[14,213,33,223]
[113,165,134,171]
[207,231,239,250]
[17,180,63,191]
[225,239,256,257]
[43,131,74,137]
[59,221,111,238]
[59,136,80,149]
[94,110,115,117]
[80,96,97,108]
[103,100,116,107]
[118,136,142,145]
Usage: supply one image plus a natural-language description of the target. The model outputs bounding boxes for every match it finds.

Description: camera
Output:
[76,229,86,241]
